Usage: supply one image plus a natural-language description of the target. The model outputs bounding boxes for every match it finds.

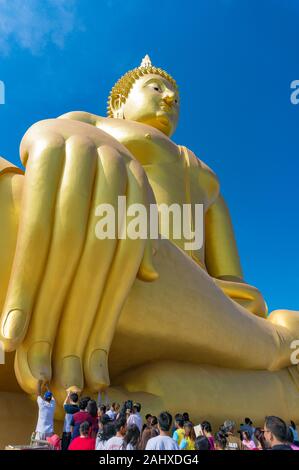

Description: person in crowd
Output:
[87,400,99,438]
[98,404,107,420]
[240,417,255,439]
[70,396,92,440]
[289,420,299,445]
[150,415,158,431]
[223,420,242,450]
[46,434,61,450]
[183,412,190,422]
[124,424,141,450]
[263,416,292,450]
[286,426,299,450]
[172,414,185,446]
[127,402,142,432]
[214,430,227,450]
[35,379,56,441]
[146,412,179,450]
[195,436,210,450]
[254,427,268,450]
[201,421,215,450]
[138,427,159,450]
[68,422,96,450]
[241,430,257,450]
[61,391,80,450]
[142,413,152,432]
[96,419,115,450]
[105,416,127,450]
[179,422,196,450]
[106,403,120,421]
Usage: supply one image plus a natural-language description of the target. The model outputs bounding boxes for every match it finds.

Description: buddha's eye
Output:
[149,83,162,92]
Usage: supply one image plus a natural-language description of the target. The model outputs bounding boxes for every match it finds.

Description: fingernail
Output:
[28,341,52,379]
[88,349,110,391]
[61,356,83,390]
[2,309,26,340]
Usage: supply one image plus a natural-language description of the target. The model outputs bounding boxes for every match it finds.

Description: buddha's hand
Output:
[0,118,158,396]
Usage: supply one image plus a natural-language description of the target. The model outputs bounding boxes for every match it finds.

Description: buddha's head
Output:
[107,55,179,137]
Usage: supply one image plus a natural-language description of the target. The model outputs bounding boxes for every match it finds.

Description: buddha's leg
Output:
[109,239,296,379]
[110,361,299,428]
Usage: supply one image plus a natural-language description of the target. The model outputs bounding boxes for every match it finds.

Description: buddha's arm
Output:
[58,111,103,127]
[205,194,268,318]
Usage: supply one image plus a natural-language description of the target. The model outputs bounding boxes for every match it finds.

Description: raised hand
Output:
[0,117,158,396]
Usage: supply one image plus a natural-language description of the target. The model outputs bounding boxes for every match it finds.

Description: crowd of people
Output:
[33,380,299,451]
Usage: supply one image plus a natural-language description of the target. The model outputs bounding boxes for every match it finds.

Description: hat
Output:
[223,420,235,431]
[44,391,53,400]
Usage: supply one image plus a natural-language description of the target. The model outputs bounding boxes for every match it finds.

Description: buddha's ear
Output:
[110,94,125,119]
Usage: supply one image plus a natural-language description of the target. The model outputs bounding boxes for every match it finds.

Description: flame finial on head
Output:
[140,54,152,68]
[107,55,178,117]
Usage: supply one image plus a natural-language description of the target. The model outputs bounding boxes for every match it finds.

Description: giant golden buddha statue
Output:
[0,56,299,444]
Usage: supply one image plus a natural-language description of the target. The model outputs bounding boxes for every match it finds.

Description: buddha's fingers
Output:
[52,146,128,392]
[0,133,65,352]
[15,135,97,393]
[84,159,150,392]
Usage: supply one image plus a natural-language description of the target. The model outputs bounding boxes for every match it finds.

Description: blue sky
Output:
[0,0,298,312]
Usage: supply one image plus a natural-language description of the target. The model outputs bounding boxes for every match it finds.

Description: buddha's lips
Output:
[160,102,173,113]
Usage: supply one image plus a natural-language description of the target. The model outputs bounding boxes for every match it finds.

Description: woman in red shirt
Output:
[69,422,96,450]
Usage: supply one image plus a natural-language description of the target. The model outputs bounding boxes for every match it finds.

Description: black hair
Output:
[195,436,210,450]
[254,427,267,450]
[215,431,227,450]
[150,416,158,426]
[99,404,107,413]
[202,421,212,433]
[183,412,190,422]
[87,399,98,418]
[115,416,127,432]
[79,397,89,411]
[100,414,112,426]
[158,411,173,432]
[80,421,91,436]
[119,400,134,418]
[264,416,288,442]
[287,427,294,443]
[145,413,152,420]
[245,417,252,425]
[98,422,116,442]
[124,424,140,449]
[70,393,79,403]
[133,403,141,413]
[242,431,251,441]
[175,414,184,428]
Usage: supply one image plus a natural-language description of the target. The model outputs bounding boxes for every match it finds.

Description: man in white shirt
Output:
[105,416,127,450]
[146,412,179,450]
[35,379,56,441]
[127,402,142,432]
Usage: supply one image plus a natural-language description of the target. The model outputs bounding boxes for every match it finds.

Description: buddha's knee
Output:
[269,309,299,336]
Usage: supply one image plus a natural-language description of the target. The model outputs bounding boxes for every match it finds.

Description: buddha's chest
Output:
[143,160,206,209]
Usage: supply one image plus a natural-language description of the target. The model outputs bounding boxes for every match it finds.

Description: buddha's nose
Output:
[163,94,175,106]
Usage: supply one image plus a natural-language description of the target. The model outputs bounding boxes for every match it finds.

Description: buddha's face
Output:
[116,74,179,136]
